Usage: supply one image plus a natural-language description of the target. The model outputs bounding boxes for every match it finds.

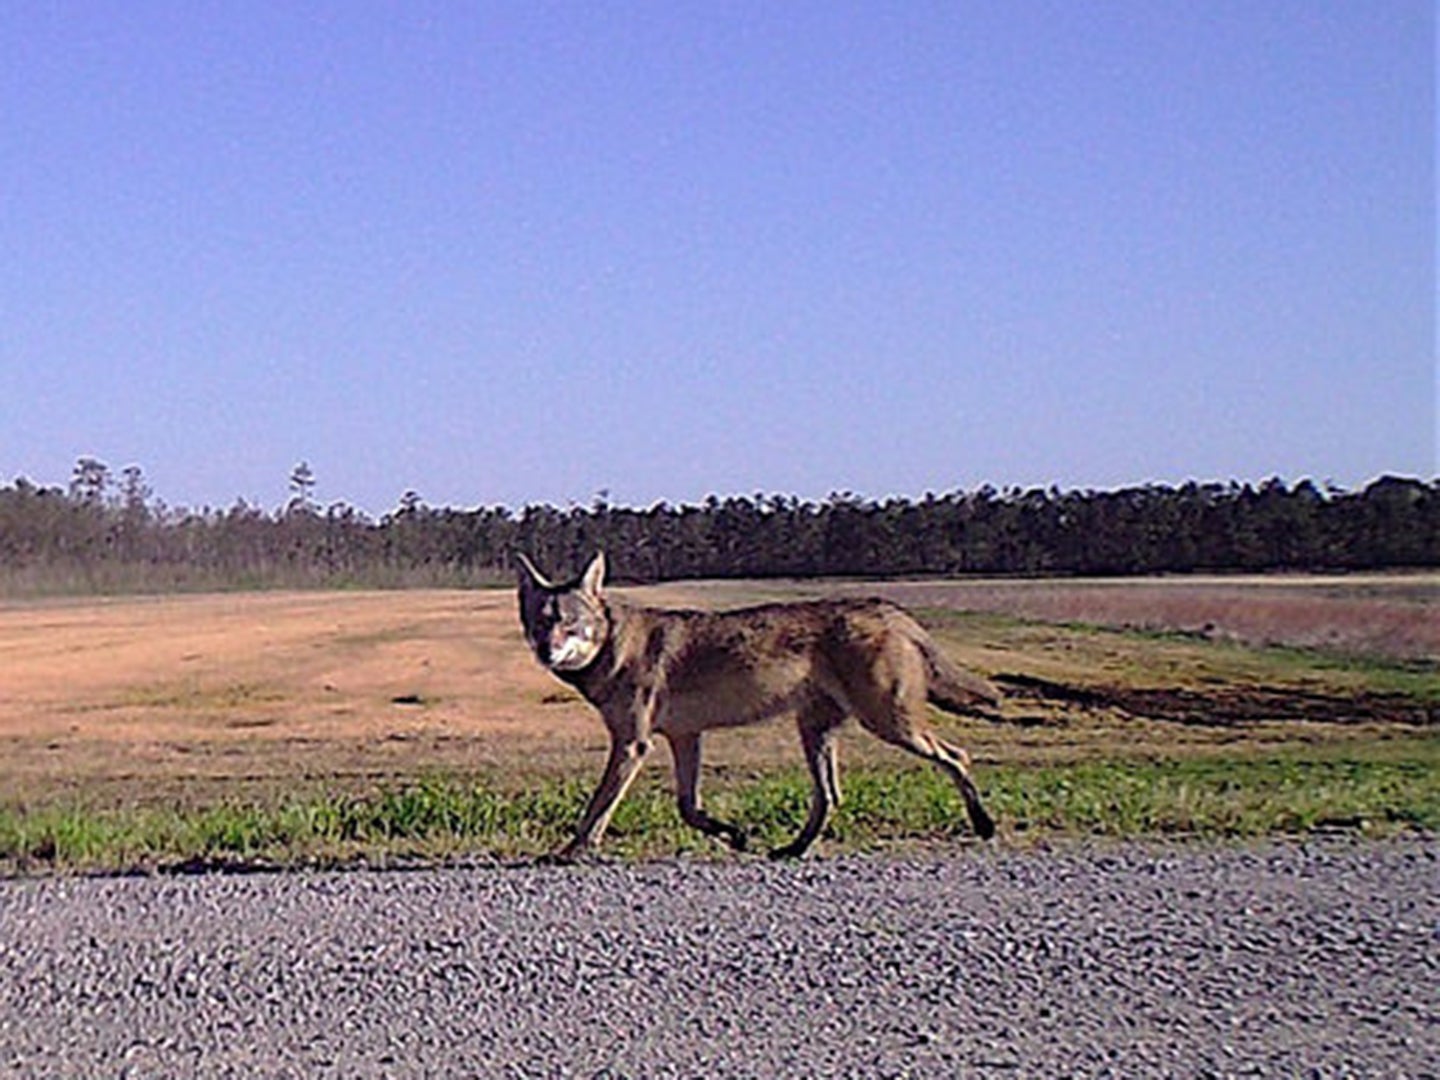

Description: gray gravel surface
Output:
[1,840,1436,1078]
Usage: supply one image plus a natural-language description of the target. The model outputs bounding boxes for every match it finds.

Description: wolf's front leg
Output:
[555,736,651,860]
[668,731,749,852]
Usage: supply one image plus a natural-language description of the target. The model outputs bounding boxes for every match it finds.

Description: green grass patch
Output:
[3,742,1434,875]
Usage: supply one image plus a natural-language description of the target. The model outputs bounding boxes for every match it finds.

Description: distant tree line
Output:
[0,459,1435,594]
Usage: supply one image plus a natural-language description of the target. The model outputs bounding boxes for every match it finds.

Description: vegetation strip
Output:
[4,468,1435,596]
[3,750,1434,875]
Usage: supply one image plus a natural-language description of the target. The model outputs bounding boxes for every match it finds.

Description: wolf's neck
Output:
[552,599,628,702]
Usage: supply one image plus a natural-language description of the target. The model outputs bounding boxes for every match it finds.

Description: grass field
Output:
[1,575,1435,872]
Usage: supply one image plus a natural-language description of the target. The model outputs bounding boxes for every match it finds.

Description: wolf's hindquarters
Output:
[835,636,997,844]
[917,635,1002,717]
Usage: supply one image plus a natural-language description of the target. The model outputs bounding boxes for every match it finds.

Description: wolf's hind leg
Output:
[770,699,845,860]
[668,732,748,852]
[845,659,996,841]
[890,728,995,840]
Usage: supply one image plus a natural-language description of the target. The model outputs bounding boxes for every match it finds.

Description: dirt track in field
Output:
[993,673,1439,728]
[1,579,1434,808]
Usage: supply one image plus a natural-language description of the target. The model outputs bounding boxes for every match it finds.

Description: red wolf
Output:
[518,552,1001,860]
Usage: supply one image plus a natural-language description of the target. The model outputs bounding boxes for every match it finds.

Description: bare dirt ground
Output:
[1,577,1434,810]
[0,589,568,807]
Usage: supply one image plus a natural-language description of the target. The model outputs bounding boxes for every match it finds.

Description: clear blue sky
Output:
[2,2,1433,516]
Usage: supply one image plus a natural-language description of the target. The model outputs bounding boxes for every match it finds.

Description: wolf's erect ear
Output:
[516,553,551,591]
[580,551,606,597]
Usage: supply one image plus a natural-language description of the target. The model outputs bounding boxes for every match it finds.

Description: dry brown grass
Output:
[1,577,1433,814]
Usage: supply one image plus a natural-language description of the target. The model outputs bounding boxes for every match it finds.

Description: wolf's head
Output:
[516,551,609,673]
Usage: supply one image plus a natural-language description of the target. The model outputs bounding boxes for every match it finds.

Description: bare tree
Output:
[69,457,111,506]
[288,461,317,515]
[119,465,152,521]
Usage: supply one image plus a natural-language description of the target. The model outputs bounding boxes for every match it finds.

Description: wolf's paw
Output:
[972,810,997,841]
[767,842,808,861]
[534,846,583,867]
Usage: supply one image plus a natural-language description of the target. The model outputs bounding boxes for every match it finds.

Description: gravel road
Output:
[2,840,1435,1077]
